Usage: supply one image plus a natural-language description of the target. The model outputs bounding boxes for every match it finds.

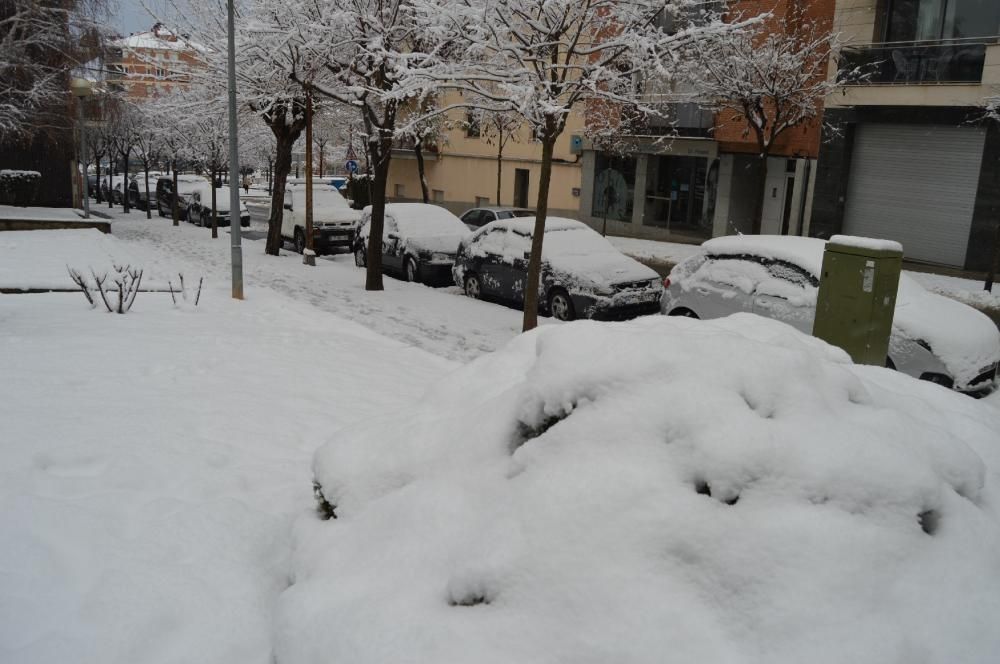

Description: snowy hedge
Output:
[0,169,41,206]
[276,315,1000,664]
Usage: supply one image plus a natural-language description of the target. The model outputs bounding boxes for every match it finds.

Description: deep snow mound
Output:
[276,314,1000,664]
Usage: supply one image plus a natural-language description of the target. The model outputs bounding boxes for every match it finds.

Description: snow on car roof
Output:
[703,235,827,277]
[380,203,468,236]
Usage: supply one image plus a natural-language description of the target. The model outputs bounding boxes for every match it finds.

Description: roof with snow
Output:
[112,25,207,53]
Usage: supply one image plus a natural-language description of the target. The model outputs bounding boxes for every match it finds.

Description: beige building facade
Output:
[386,98,584,219]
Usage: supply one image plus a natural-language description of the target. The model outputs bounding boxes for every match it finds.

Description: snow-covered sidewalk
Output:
[105,212,552,362]
[0,286,452,664]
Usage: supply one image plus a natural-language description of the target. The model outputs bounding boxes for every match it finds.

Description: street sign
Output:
[345,146,357,161]
[345,159,359,174]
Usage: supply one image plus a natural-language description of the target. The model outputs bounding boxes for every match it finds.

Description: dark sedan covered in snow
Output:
[353,203,470,285]
[453,217,663,321]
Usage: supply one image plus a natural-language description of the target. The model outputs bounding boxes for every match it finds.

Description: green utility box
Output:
[812,235,903,366]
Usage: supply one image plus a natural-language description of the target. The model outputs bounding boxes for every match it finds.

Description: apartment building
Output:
[106,24,204,99]
[386,93,584,218]
[811,0,1000,270]
[578,0,831,243]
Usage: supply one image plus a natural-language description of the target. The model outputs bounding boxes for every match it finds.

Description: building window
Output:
[394,183,405,198]
[592,153,636,223]
[156,68,166,79]
[433,189,445,202]
[465,111,480,138]
[883,0,1000,41]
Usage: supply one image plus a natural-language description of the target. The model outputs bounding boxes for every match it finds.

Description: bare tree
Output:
[983,96,1000,292]
[468,105,522,206]
[131,102,162,220]
[0,0,109,139]
[682,2,853,233]
[449,0,744,330]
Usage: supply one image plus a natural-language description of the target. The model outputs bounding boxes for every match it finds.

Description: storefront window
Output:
[592,153,636,223]
[643,155,712,239]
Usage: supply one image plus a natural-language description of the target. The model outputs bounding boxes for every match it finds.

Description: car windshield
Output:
[506,210,534,218]
[543,227,618,256]
[291,188,352,213]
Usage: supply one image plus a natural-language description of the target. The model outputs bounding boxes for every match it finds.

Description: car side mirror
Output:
[387,233,399,240]
[284,203,292,210]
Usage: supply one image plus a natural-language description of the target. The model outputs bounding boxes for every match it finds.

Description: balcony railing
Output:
[839,41,987,85]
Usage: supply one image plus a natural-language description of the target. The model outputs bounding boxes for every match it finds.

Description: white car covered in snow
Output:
[454,217,663,321]
[282,185,360,254]
[662,235,1000,394]
[353,203,470,285]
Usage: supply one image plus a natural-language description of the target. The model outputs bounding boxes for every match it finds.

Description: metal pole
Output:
[78,99,90,219]
[227,0,244,299]
[303,88,315,266]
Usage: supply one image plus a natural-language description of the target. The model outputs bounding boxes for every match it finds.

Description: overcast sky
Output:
[113,0,170,35]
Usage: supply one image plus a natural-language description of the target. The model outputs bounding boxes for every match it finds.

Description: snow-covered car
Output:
[101,174,128,204]
[454,217,663,321]
[458,206,534,230]
[156,175,209,220]
[662,234,1000,394]
[282,185,360,254]
[288,315,1000,663]
[186,182,251,228]
[127,175,160,211]
[353,203,470,284]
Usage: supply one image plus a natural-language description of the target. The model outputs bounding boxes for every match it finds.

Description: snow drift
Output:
[276,314,1000,664]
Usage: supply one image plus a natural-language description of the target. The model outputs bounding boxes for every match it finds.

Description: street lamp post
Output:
[227,0,244,299]
[71,78,94,219]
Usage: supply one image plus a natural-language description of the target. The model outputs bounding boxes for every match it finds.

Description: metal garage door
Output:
[842,123,985,267]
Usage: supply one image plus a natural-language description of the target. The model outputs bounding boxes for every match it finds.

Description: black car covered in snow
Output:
[353,203,470,285]
[453,217,663,321]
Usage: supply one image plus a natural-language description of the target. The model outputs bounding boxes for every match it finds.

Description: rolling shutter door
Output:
[842,123,985,267]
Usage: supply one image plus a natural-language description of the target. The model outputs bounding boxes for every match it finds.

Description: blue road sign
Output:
[345,160,359,174]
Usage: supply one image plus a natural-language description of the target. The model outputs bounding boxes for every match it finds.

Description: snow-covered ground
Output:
[0,287,453,664]
[104,212,553,362]
[4,208,1000,663]
[278,314,1000,663]
[0,229,151,290]
[0,205,89,223]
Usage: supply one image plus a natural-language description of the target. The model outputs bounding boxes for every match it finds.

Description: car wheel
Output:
[548,288,576,321]
[354,246,367,267]
[294,228,306,254]
[668,307,699,319]
[158,205,165,217]
[464,273,482,299]
[404,257,419,283]
[885,356,896,370]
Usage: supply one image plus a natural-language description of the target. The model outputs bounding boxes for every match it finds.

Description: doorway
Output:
[513,169,529,208]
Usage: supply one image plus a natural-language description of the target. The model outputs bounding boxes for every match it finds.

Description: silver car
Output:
[662,235,1000,394]
[459,206,535,231]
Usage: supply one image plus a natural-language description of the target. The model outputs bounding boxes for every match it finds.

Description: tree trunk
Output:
[267,158,273,195]
[211,164,219,239]
[414,140,429,204]
[121,149,130,213]
[144,164,151,219]
[108,156,114,209]
[95,159,102,204]
[318,142,324,179]
[365,139,393,291]
[496,142,503,206]
[266,131,295,255]
[172,163,179,226]
[522,136,556,332]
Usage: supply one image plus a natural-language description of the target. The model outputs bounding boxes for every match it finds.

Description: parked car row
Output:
[154,175,250,227]
[351,203,663,321]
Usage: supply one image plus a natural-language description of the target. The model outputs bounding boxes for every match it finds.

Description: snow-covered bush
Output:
[0,169,41,205]
[277,315,1000,664]
[68,264,143,314]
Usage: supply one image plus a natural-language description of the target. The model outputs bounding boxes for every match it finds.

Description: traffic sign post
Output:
[345,160,359,174]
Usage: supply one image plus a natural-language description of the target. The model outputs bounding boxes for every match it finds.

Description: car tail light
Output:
[662,277,671,289]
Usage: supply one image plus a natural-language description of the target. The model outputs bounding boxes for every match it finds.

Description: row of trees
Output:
[56,0,882,327]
